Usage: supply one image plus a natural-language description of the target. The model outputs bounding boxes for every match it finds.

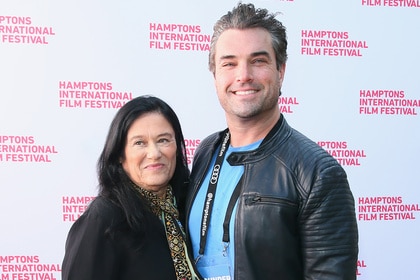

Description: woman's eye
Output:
[134,140,145,146]
[158,138,170,144]
[158,137,174,146]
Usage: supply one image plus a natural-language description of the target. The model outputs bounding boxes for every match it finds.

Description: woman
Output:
[62,95,201,280]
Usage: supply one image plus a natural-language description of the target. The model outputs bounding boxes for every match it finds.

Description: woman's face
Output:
[121,112,177,198]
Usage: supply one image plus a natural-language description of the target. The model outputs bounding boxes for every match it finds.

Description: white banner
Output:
[1,1,419,279]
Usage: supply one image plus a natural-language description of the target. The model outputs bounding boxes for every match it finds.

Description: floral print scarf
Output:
[135,184,199,280]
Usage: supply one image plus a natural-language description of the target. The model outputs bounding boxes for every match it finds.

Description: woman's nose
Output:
[146,143,162,159]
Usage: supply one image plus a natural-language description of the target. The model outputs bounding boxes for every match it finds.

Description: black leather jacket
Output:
[186,116,359,280]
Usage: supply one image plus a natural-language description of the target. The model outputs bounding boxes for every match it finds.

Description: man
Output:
[186,2,358,280]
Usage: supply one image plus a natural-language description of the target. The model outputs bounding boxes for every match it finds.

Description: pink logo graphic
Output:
[0,15,55,44]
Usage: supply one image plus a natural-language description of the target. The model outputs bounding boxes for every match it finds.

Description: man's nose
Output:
[236,63,253,83]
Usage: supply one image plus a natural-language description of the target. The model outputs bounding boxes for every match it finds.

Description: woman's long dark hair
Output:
[97,95,190,234]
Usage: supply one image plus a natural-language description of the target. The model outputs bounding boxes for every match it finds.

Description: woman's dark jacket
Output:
[62,196,177,280]
[185,116,359,280]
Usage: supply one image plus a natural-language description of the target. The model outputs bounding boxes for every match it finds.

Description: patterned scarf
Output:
[135,184,197,280]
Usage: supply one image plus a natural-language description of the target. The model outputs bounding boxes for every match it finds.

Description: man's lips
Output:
[233,89,258,95]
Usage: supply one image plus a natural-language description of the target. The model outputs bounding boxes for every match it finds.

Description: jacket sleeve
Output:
[61,202,121,280]
[301,160,359,280]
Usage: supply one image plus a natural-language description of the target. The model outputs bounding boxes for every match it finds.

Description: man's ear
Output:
[278,63,286,96]
[279,63,286,84]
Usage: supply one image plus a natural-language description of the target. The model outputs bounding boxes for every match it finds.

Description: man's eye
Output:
[222,62,235,67]
[253,58,267,64]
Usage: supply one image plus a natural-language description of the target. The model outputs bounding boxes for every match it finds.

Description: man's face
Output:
[213,28,285,121]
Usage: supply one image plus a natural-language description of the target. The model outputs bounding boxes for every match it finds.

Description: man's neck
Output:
[227,111,281,147]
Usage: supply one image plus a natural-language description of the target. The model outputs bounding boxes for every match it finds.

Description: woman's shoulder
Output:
[78,196,123,225]
[88,195,117,210]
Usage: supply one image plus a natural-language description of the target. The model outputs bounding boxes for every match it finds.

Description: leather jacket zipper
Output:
[246,195,296,207]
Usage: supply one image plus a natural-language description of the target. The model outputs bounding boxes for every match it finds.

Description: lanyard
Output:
[197,118,281,258]
[198,131,230,255]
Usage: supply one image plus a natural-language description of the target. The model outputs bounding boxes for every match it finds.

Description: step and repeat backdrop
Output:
[1,0,419,279]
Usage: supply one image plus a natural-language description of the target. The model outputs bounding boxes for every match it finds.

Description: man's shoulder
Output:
[191,130,225,171]
[276,127,342,170]
[200,130,225,146]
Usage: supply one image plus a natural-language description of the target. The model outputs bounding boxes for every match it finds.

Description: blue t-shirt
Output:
[189,140,261,280]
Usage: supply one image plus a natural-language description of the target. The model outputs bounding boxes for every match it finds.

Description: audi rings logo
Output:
[210,164,221,184]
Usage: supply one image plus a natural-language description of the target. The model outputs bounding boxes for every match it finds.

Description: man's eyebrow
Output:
[219,51,270,60]
[219,54,236,60]
[250,51,270,58]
